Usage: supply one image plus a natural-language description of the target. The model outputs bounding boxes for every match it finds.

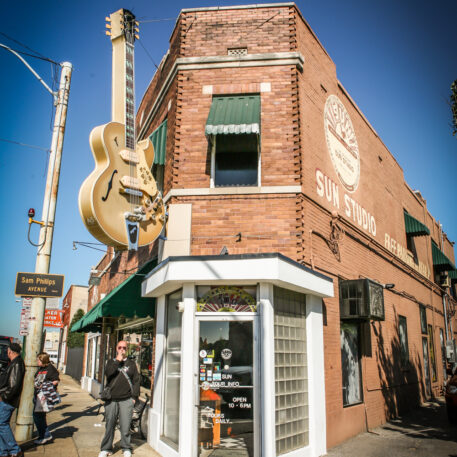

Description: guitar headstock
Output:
[105,9,139,44]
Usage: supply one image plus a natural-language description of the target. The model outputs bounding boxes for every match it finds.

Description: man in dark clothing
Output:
[99,340,139,457]
[0,343,25,457]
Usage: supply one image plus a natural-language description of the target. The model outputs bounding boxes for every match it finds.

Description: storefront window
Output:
[398,316,409,368]
[86,338,93,378]
[162,289,182,448]
[428,325,437,382]
[274,287,308,455]
[94,336,101,381]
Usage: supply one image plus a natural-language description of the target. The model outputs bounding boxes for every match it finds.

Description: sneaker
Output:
[123,451,132,457]
[34,435,53,445]
[98,452,113,457]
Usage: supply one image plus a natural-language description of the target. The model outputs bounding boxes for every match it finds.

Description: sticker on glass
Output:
[221,348,232,360]
[203,358,212,364]
[202,381,210,390]
[199,350,207,358]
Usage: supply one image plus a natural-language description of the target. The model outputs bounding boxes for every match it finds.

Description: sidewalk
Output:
[17,374,161,457]
[325,398,457,457]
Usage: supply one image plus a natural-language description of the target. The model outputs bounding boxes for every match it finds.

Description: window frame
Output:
[209,134,261,188]
[398,315,409,369]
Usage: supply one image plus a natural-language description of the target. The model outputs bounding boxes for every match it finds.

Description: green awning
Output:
[431,242,456,272]
[71,258,157,333]
[205,95,260,135]
[449,269,457,280]
[150,119,167,165]
[404,211,430,237]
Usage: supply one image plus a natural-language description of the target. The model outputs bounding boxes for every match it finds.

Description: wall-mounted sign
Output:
[324,95,360,193]
[44,309,64,328]
[15,272,64,298]
[196,286,256,312]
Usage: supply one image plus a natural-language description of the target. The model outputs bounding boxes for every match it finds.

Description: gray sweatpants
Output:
[100,398,134,452]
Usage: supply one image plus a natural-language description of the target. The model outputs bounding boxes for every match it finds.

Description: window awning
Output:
[71,258,157,333]
[404,211,430,237]
[150,119,167,165]
[432,242,456,272]
[449,269,457,280]
[205,95,260,135]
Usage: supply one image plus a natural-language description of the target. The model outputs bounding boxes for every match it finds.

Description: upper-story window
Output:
[205,95,260,188]
[149,118,167,193]
[403,210,429,263]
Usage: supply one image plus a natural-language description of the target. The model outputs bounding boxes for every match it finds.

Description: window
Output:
[274,287,308,454]
[206,95,261,188]
[341,322,362,406]
[211,134,259,187]
[439,328,447,382]
[162,289,182,448]
[86,338,93,378]
[94,336,101,381]
[428,325,437,382]
[149,119,167,193]
[398,316,409,368]
[419,304,427,334]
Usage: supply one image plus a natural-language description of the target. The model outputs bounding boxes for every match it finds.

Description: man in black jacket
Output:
[0,343,25,457]
[99,340,139,457]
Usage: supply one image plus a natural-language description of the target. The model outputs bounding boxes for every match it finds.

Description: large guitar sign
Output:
[79,9,165,250]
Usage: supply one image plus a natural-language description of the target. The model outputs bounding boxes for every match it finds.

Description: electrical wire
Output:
[0,31,50,61]
[137,39,159,69]
[0,138,50,152]
[0,40,59,65]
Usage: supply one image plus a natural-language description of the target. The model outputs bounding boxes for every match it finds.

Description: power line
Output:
[137,39,159,69]
[138,17,176,23]
[0,137,50,152]
[0,38,59,66]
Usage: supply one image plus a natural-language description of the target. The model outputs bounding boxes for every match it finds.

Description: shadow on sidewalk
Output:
[382,400,457,443]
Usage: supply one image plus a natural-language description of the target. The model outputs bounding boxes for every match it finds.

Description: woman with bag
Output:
[33,352,59,445]
[99,340,139,457]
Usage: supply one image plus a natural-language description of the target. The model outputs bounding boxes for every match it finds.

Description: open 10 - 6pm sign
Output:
[15,272,65,298]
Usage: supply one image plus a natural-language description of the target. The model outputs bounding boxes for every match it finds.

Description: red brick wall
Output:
[129,2,457,449]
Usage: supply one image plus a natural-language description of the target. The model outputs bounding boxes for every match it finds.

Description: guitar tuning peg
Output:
[105,16,111,22]
[106,23,112,29]
[135,20,139,26]
[105,31,112,36]
[135,34,140,40]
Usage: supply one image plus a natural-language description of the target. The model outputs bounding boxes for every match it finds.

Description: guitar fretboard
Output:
[125,43,135,149]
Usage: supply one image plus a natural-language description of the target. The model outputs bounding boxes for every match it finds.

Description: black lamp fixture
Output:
[384,283,395,290]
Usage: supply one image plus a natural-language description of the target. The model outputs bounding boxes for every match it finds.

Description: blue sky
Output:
[1,0,456,337]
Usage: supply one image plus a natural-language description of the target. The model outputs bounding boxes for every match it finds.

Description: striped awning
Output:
[431,242,456,272]
[404,211,430,237]
[150,119,167,165]
[449,269,457,280]
[205,95,260,135]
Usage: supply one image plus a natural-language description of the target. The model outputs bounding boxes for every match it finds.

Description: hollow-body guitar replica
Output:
[79,9,164,250]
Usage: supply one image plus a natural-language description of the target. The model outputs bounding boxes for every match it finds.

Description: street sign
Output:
[44,309,64,328]
[15,272,64,298]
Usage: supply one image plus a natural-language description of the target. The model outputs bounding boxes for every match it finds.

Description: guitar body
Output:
[78,121,165,249]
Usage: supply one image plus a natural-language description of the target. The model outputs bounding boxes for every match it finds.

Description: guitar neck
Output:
[110,9,136,149]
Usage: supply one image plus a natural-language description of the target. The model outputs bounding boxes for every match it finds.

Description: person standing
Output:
[99,340,139,457]
[0,343,25,457]
[33,353,59,444]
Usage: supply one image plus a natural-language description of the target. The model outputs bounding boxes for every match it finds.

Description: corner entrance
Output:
[197,318,255,457]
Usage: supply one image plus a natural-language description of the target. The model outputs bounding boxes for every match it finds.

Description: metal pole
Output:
[15,62,72,442]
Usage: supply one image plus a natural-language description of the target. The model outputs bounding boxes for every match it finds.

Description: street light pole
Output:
[14,61,73,442]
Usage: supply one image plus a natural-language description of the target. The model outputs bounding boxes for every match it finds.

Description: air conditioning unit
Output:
[440,275,451,288]
[339,278,385,321]
[446,341,456,363]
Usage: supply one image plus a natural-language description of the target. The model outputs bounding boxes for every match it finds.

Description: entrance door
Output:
[197,319,255,457]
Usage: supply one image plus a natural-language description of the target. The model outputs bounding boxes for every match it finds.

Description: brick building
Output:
[73,3,457,457]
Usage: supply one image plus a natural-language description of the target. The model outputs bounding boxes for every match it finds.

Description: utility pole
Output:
[15,61,72,441]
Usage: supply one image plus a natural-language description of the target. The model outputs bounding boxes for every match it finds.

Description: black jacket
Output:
[0,356,25,407]
[105,358,140,401]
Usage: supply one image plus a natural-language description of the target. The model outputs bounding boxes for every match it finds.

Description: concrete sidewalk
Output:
[16,374,161,457]
[326,398,457,457]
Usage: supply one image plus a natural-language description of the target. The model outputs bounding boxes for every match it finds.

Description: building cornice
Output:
[138,52,304,140]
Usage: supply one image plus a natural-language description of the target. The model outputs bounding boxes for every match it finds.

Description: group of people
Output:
[0,343,60,456]
[0,340,140,457]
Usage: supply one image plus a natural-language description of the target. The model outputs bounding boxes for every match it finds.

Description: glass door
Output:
[197,319,254,457]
